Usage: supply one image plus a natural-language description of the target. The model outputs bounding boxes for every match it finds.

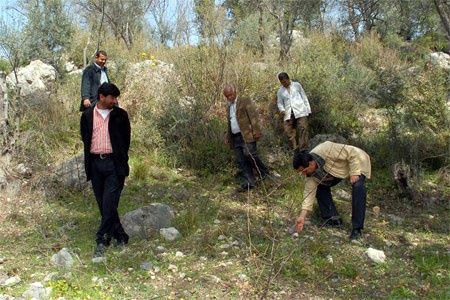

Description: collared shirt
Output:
[94,63,108,85]
[90,105,113,154]
[229,97,241,134]
[277,81,311,121]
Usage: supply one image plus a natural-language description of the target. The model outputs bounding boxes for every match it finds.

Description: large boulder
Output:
[121,203,174,239]
[308,134,347,150]
[429,52,450,70]
[54,153,88,190]
[6,60,56,99]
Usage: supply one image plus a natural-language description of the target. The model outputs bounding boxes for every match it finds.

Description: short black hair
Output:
[278,72,290,81]
[95,50,108,57]
[293,150,312,170]
[98,82,120,98]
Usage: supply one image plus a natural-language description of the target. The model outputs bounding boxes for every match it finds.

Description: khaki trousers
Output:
[284,114,308,151]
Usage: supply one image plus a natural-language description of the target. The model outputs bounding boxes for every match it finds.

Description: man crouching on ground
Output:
[293,141,371,240]
[80,82,130,256]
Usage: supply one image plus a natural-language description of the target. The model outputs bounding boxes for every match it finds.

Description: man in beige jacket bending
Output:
[293,141,371,240]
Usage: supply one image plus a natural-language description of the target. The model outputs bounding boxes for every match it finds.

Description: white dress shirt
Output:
[229,97,241,134]
[277,81,311,121]
[95,63,109,84]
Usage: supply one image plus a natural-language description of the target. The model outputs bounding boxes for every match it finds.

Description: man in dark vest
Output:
[80,50,109,112]
[80,82,130,256]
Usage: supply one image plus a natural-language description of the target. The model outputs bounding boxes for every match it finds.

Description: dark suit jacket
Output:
[80,63,109,111]
[226,96,262,147]
[80,106,131,181]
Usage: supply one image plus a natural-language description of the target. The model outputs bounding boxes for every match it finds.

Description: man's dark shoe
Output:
[324,217,343,228]
[94,243,107,257]
[349,229,362,240]
[115,240,128,248]
[236,185,254,193]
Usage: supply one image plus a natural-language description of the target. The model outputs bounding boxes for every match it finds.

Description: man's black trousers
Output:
[316,175,367,230]
[232,133,269,188]
[90,156,129,245]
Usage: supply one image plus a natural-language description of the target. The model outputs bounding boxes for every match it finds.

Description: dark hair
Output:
[95,50,108,57]
[98,82,120,98]
[278,72,290,81]
[293,150,312,169]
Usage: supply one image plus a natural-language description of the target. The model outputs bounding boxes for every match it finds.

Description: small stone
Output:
[153,266,160,273]
[155,246,167,252]
[160,227,181,241]
[168,264,178,272]
[22,282,52,299]
[388,215,404,226]
[231,240,239,246]
[217,235,226,241]
[44,272,57,282]
[213,219,221,224]
[326,255,333,264]
[140,261,153,271]
[238,274,248,281]
[220,244,231,249]
[210,275,221,283]
[179,272,186,279]
[175,251,185,258]
[428,215,435,219]
[292,233,299,238]
[366,247,386,263]
[220,251,228,256]
[91,276,98,283]
[200,256,207,261]
[4,276,20,286]
[335,189,351,201]
[92,257,106,264]
[51,248,74,268]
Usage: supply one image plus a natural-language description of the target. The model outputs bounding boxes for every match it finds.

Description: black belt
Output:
[90,153,114,159]
[231,132,242,136]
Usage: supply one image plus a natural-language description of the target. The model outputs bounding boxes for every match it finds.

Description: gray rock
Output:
[15,163,31,178]
[429,52,450,70]
[122,203,174,239]
[0,294,16,300]
[43,272,57,282]
[388,214,404,226]
[160,227,180,241]
[0,273,7,285]
[92,257,106,264]
[0,168,7,189]
[4,276,20,286]
[140,261,153,271]
[6,60,56,99]
[308,134,347,150]
[54,153,88,190]
[155,246,166,253]
[51,248,74,268]
[22,282,52,299]
[366,247,386,263]
[335,189,351,201]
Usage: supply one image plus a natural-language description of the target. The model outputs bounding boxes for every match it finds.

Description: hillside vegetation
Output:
[0,0,449,299]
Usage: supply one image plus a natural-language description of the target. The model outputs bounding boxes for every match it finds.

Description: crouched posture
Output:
[293,141,371,240]
[80,82,130,256]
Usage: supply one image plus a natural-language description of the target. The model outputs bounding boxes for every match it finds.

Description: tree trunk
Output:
[434,0,450,42]
[346,0,360,41]
[258,4,265,56]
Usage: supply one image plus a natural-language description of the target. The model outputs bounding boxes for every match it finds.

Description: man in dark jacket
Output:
[80,82,130,256]
[80,50,109,112]
[224,85,269,192]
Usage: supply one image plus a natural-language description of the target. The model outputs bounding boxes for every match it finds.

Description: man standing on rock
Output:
[224,85,269,192]
[80,50,109,112]
[277,72,311,151]
[80,82,130,256]
[292,141,371,240]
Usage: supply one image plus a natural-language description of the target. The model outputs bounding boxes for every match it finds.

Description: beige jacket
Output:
[301,141,371,211]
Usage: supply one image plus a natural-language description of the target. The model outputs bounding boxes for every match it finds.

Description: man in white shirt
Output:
[277,72,311,151]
